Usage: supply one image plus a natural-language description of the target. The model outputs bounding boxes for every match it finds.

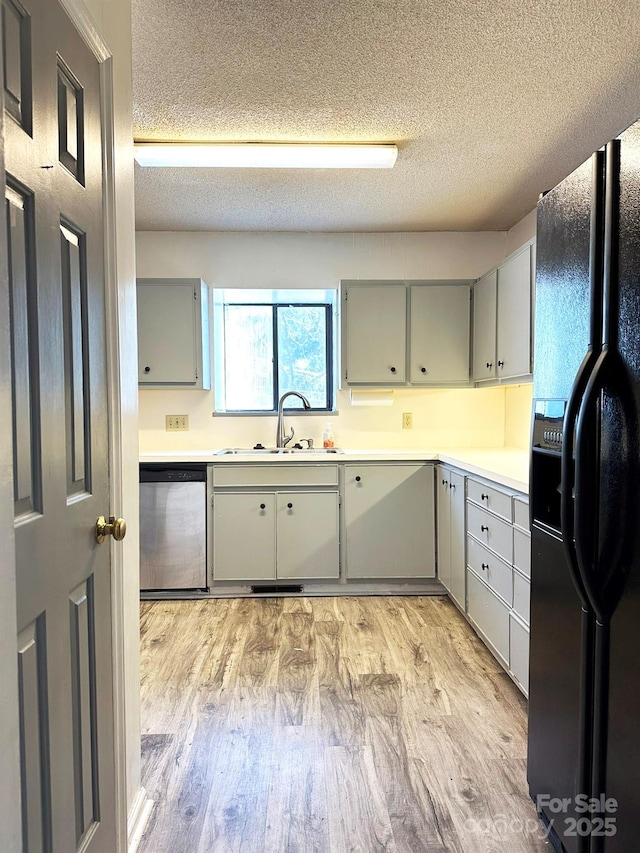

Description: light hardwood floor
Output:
[139,596,549,852]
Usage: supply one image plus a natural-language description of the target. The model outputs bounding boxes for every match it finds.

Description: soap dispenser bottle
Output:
[323,423,335,448]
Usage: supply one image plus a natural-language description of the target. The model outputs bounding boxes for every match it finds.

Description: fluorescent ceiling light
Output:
[133,143,398,169]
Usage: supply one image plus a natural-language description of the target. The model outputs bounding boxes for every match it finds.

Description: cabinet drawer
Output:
[513,528,531,578]
[467,571,510,665]
[467,536,512,606]
[467,502,513,563]
[513,498,530,532]
[513,570,530,625]
[212,464,339,488]
[509,615,530,695]
[467,478,513,521]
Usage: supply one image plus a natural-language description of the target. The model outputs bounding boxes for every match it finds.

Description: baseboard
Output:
[127,786,154,853]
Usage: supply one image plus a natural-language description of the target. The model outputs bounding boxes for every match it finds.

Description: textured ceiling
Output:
[132,0,640,232]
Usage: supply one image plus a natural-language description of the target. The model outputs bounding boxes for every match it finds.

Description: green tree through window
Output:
[223,302,332,411]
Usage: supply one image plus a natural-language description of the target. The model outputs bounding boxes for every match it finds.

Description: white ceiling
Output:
[131,0,640,233]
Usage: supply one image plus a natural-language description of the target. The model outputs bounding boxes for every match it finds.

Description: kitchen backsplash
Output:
[138,383,533,451]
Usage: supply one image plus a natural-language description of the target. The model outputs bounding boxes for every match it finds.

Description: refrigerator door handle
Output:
[561,149,607,612]
[561,349,598,609]
[574,347,636,622]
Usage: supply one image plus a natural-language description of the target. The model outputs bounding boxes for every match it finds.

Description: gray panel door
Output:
[5,0,117,849]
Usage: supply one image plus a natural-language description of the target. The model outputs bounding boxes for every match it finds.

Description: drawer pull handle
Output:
[481,525,489,532]
[481,493,489,500]
[287,502,293,509]
[481,563,489,570]
[259,503,266,510]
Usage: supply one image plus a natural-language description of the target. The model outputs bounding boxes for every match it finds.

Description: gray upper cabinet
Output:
[342,280,471,387]
[472,270,497,381]
[137,277,211,389]
[472,242,534,384]
[496,246,532,379]
[410,284,470,384]
[343,282,407,384]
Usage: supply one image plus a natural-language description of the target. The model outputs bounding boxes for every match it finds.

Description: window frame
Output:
[220,299,334,414]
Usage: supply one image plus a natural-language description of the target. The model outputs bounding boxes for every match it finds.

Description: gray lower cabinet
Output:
[213,492,276,581]
[213,490,339,581]
[344,463,435,578]
[437,466,465,608]
[277,492,340,580]
[467,570,510,665]
[464,477,531,696]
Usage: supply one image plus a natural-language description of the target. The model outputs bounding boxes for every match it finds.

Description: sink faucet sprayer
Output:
[276,392,311,447]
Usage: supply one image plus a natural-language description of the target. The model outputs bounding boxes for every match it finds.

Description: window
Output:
[213,289,335,413]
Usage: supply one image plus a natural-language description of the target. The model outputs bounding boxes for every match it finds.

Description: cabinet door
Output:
[344,284,406,383]
[344,464,435,578]
[496,246,532,378]
[410,285,470,383]
[436,469,452,592]
[137,281,197,384]
[472,270,497,380]
[449,470,466,609]
[213,493,276,581]
[277,492,339,579]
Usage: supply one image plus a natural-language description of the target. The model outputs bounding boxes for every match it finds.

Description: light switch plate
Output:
[166,414,189,431]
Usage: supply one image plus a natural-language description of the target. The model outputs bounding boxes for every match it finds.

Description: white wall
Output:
[136,230,524,452]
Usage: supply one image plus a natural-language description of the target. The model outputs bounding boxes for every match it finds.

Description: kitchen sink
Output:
[215,447,344,455]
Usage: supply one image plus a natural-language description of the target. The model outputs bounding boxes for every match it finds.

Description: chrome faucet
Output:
[276,391,311,447]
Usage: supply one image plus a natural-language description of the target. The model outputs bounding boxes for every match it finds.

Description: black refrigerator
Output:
[528,119,640,852]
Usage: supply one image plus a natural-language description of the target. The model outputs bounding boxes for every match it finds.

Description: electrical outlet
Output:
[402,412,413,430]
[166,414,189,431]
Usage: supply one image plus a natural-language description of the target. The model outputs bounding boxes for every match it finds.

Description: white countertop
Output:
[139,446,529,494]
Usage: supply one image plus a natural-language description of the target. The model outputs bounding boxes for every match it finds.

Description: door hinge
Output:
[344,289,348,301]
[194,289,197,300]
[345,370,348,381]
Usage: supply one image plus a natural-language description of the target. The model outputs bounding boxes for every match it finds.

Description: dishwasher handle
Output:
[140,464,207,483]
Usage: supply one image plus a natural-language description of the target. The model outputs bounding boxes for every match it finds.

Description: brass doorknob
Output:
[95,515,127,543]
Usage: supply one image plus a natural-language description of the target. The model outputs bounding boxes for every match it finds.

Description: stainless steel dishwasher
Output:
[139,464,208,591]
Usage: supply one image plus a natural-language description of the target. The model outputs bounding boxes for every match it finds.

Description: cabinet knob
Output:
[481,525,489,532]
[450,482,456,489]
[390,366,397,373]
[442,478,447,486]
[481,493,489,501]
[498,360,505,368]
[287,502,293,509]
[260,503,266,510]
[144,366,151,373]
[481,563,489,570]
[486,362,492,369]
[420,367,427,374]
[355,476,361,482]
